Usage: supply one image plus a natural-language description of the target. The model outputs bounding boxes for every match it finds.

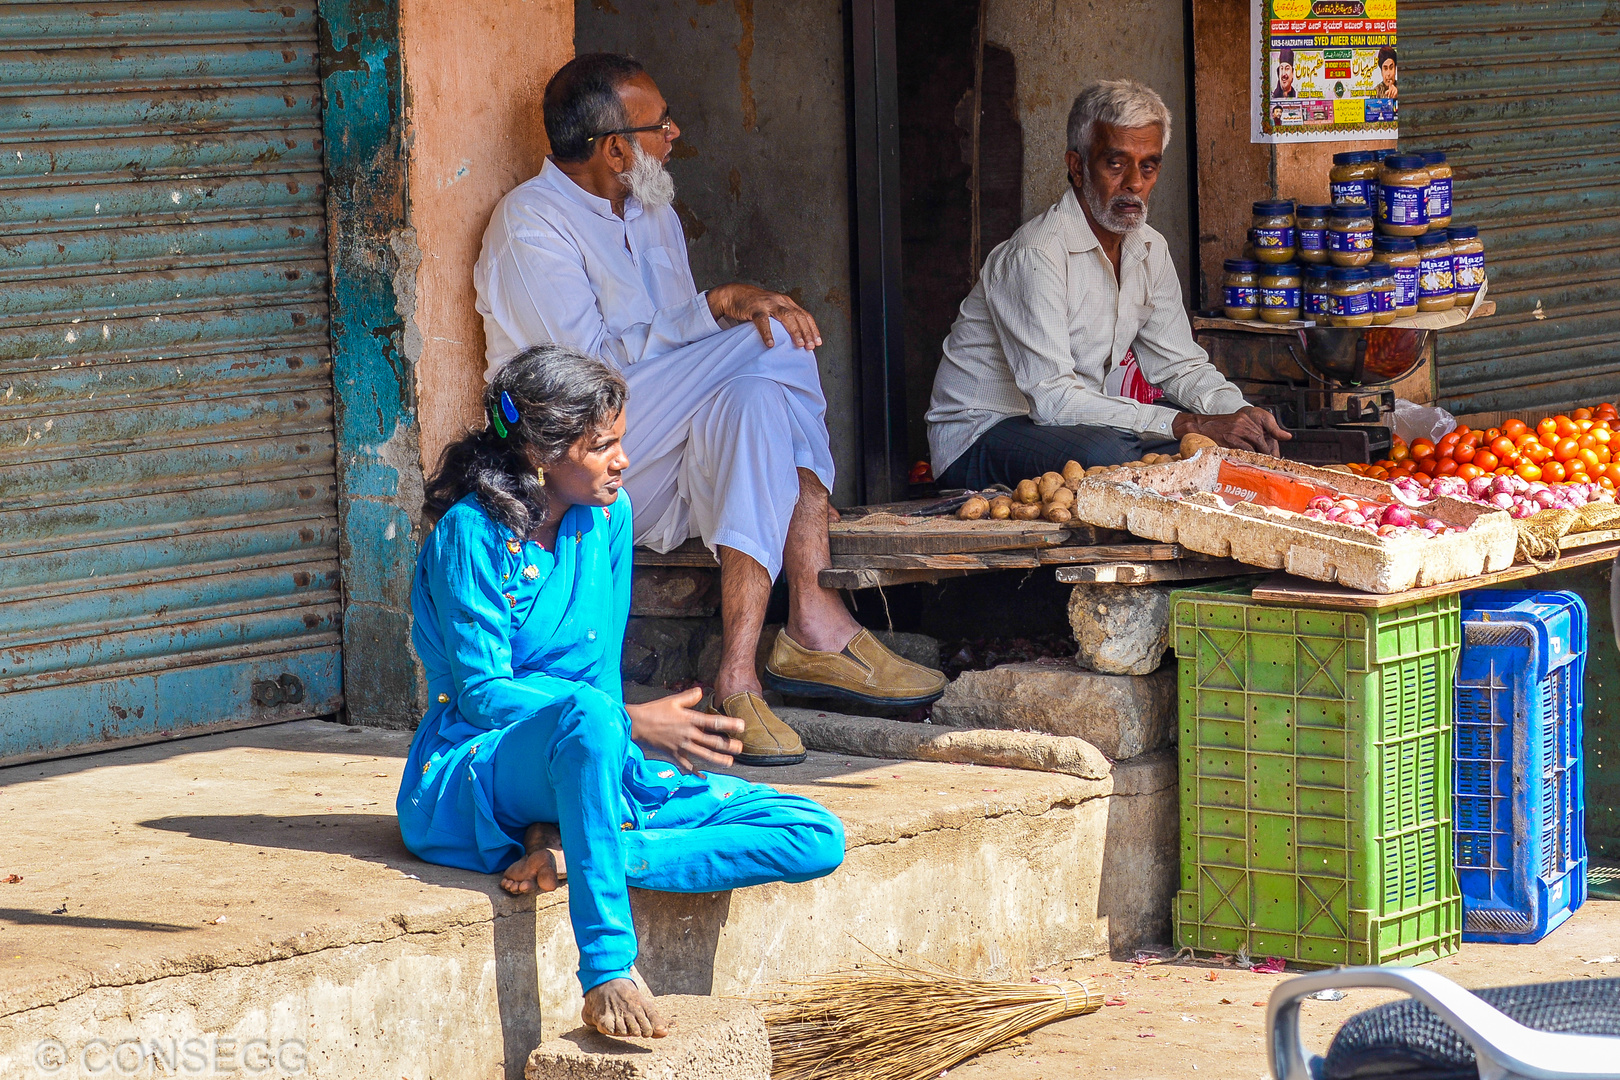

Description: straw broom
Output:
[759,958,1105,1080]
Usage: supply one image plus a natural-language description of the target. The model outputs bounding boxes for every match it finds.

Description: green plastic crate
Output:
[1171,584,1463,967]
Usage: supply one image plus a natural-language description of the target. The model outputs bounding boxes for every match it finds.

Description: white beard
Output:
[621,145,676,210]
[1081,169,1148,234]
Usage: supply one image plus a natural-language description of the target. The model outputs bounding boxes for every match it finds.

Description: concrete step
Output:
[525,996,769,1079]
[0,718,1176,1079]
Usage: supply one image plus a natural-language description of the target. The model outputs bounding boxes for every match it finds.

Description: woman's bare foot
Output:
[499,823,565,896]
[583,978,668,1038]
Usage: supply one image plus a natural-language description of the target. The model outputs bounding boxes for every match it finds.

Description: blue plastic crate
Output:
[1455,591,1588,943]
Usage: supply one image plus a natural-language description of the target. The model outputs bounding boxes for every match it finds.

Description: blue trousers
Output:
[937,416,1181,491]
[489,689,845,992]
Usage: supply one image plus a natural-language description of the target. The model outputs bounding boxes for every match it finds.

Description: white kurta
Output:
[474,160,834,580]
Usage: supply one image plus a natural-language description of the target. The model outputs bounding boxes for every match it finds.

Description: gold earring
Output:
[536,466,545,487]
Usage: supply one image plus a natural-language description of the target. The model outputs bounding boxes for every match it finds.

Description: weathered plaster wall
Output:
[401,0,574,478]
[574,0,860,506]
[1191,0,1395,308]
[986,0,1196,304]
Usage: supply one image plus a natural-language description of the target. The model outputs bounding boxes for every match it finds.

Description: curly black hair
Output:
[422,342,628,536]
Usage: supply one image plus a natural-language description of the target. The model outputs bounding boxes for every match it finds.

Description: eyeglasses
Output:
[585,115,674,144]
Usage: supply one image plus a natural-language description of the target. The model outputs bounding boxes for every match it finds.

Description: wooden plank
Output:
[828,551,1044,572]
[633,538,718,567]
[1561,527,1620,551]
[828,520,1070,555]
[1056,558,1249,584]
[836,494,974,519]
[819,567,994,589]
[1249,542,1620,610]
[1037,543,1185,565]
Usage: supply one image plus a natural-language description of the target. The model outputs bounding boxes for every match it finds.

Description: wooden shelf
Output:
[1249,540,1620,610]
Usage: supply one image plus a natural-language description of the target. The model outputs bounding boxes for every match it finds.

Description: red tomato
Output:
[1453,444,1476,464]
[1554,438,1580,462]
[1516,461,1542,482]
[1434,457,1460,476]
[1457,463,1485,480]
[1474,450,1500,472]
[1543,460,1568,483]
[1537,418,1560,442]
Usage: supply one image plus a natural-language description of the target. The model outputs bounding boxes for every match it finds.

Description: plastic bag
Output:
[1392,398,1457,444]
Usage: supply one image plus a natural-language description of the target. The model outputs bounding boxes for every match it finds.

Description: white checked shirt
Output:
[926,187,1249,474]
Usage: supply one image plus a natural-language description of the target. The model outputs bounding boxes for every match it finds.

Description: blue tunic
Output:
[397,491,844,991]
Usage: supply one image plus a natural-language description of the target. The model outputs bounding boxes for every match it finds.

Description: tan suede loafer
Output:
[707,690,807,767]
[763,628,948,708]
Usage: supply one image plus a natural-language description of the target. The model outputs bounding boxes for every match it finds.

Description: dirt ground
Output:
[952,899,1619,1080]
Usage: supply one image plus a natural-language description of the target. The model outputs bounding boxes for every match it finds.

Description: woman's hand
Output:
[627,687,745,774]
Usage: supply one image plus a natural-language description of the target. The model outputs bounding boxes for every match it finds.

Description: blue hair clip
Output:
[491,391,520,439]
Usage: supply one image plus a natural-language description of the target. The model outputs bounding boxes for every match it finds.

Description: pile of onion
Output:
[1300,494,1458,538]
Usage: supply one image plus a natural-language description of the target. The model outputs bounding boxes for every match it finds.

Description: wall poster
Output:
[1251,0,1399,143]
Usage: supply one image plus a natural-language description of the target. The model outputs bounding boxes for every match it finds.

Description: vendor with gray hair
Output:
[927,79,1289,490]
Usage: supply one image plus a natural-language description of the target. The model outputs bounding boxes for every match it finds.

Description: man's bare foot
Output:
[583,978,668,1038]
[499,823,565,896]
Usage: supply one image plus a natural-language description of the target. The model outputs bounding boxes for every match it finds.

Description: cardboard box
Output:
[1071,448,1516,594]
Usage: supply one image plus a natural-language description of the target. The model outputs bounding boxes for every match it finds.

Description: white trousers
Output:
[618,321,836,581]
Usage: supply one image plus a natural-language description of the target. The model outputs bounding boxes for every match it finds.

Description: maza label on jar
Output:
[1380,183,1429,227]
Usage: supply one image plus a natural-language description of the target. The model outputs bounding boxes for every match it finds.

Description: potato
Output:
[1048,486,1075,509]
[1038,471,1066,502]
[989,496,1013,520]
[958,495,990,520]
[1062,460,1086,485]
[1043,504,1073,523]
[1010,502,1042,521]
[1180,432,1220,458]
[1015,479,1040,504]
[1085,465,1109,477]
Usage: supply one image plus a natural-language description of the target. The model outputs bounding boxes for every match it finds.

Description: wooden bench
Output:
[630,497,1248,592]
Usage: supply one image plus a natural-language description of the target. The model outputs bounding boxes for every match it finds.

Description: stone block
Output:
[872,629,942,669]
[622,617,720,687]
[932,660,1175,759]
[631,566,720,618]
[1067,584,1173,676]
[525,996,770,1080]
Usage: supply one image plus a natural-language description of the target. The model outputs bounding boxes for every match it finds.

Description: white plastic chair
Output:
[1267,966,1620,1080]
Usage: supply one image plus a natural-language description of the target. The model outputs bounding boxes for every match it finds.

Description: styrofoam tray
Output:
[1071,448,1517,594]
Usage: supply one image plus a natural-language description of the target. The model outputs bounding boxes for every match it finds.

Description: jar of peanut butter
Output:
[1303,263,1332,320]
[1373,235,1421,319]
[1378,154,1432,236]
[1329,151,1379,208]
[1416,231,1456,312]
[1367,264,1398,325]
[1222,259,1261,320]
[1250,201,1298,264]
[1259,263,1303,324]
[1326,267,1376,328]
[1447,225,1486,307]
[1421,151,1454,229]
[1295,205,1331,265]
[1328,203,1376,267]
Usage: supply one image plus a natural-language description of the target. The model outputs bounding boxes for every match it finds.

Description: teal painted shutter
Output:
[0,0,343,762]
[1400,1,1620,417]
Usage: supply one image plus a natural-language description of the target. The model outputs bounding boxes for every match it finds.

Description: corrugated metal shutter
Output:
[0,0,342,763]
[1400,0,1620,418]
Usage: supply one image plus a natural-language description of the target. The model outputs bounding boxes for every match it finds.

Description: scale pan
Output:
[1292,326,1429,386]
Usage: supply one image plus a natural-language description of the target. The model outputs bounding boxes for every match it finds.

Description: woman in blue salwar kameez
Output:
[396,343,844,1037]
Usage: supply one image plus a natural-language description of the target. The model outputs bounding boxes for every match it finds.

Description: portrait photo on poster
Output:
[1251,0,1399,143]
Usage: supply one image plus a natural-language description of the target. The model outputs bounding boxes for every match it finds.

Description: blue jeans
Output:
[937,416,1181,491]
[488,689,845,992]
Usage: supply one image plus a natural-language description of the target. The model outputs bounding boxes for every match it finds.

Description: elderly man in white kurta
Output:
[474,53,945,766]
